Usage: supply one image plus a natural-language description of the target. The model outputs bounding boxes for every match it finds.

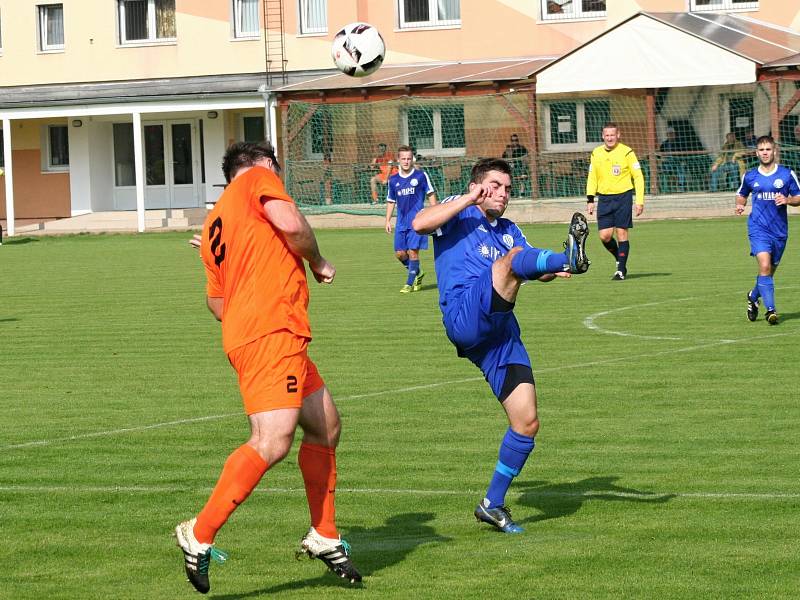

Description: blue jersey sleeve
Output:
[510,222,532,249]
[387,175,397,203]
[786,169,800,197]
[433,195,467,237]
[423,171,435,195]
[737,172,752,198]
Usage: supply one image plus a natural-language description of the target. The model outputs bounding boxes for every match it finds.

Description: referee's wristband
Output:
[586,195,595,203]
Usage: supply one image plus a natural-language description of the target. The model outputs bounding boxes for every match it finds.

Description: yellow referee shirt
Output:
[586,142,645,205]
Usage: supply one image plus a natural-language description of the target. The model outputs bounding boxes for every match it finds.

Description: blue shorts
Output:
[442,268,531,399]
[749,232,786,265]
[394,228,429,252]
[597,190,634,230]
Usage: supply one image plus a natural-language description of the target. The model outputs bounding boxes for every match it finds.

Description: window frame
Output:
[298,0,327,35]
[41,124,70,172]
[232,0,260,39]
[0,129,5,169]
[542,99,610,152]
[401,105,466,158]
[689,0,759,11]
[540,0,606,22]
[240,114,266,143]
[398,0,461,30]
[118,0,176,46]
[38,3,65,52]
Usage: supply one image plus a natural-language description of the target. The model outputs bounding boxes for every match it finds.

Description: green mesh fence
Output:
[283,81,800,213]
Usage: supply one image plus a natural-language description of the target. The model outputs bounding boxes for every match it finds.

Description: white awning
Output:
[535,14,757,94]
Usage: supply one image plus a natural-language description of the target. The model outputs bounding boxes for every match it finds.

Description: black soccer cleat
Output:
[746,293,759,322]
[296,528,362,583]
[612,270,626,281]
[174,519,228,594]
[474,501,524,534]
[765,310,778,325]
[564,212,590,274]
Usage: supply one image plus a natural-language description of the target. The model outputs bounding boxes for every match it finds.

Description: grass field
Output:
[2,218,799,599]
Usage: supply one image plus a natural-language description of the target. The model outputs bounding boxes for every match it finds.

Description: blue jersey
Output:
[432,198,530,314]
[387,168,434,231]
[737,164,800,240]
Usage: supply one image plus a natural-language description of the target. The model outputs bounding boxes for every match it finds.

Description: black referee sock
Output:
[602,238,618,257]
[617,241,630,274]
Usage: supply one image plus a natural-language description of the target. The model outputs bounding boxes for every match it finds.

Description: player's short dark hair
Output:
[397,145,413,154]
[756,135,775,147]
[602,121,619,131]
[222,140,281,183]
[470,158,512,185]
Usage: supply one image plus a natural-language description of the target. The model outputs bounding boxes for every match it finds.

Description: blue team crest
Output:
[411,178,419,186]
[502,234,514,248]
[774,179,784,189]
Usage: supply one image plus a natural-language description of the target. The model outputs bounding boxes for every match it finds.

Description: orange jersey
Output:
[201,166,311,353]
[374,152,398,183]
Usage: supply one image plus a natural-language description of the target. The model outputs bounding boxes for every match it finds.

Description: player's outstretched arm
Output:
[263,198,335,284]
[412,187,483,234]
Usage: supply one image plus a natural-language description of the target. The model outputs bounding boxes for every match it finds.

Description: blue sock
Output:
[407,260,420,285]
[510,247,568,280]
[400,257,409,268]
[750,277,760,302]
[757,275,775,311]
[484,428,535,508]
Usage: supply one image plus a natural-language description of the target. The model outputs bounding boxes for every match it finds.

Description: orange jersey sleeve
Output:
[201,166,311,353]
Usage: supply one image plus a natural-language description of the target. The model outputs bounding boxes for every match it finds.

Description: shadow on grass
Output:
[619,272,671,280]
[0,318,19,323]
[2,237,39,245]
[515,476,676,524]
[213,512,451,598]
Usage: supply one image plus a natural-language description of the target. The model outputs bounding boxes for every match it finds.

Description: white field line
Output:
[0,484,797,501]
[3,293,798,452]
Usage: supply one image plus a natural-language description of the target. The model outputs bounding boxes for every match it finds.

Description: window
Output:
[543,99,610,150]
[242,116,265,142]
[43,125,69,171]
[690,0,758,11]
[307,108,332,158]
[403,105,465,156]
[113,123,135,186]
[233,0,259,38]
[541,0,606,21]
[38,4,64,51]
[299,0,327,34]
[399,0,460,29]
[118,0,176,44]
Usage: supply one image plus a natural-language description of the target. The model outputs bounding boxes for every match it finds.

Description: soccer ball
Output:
[331,22,385,77]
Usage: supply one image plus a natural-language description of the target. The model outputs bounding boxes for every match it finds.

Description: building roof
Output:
[271,57,558,93]
[534,11,800,94]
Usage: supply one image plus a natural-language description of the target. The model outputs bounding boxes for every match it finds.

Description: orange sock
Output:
[298,443,338,539]
[194,444,268,544]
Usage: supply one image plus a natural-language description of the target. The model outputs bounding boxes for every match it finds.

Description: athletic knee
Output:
[516,417,539,438]
[247,433,293,465]
[396,250,409,262]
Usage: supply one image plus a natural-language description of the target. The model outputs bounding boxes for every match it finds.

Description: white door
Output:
[143,120,199,209]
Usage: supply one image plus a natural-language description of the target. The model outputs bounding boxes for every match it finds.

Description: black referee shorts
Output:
[597,190,634,230]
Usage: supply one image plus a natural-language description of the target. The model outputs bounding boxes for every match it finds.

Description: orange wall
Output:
[0,151,71,219]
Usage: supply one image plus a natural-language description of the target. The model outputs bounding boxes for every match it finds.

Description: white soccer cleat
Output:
[174,518,227,594]
[296,527,362,583]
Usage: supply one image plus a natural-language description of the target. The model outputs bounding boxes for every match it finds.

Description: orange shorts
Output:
[227,331,324,415]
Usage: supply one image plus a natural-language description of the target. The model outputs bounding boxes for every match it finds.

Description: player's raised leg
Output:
[509,212,590,280]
